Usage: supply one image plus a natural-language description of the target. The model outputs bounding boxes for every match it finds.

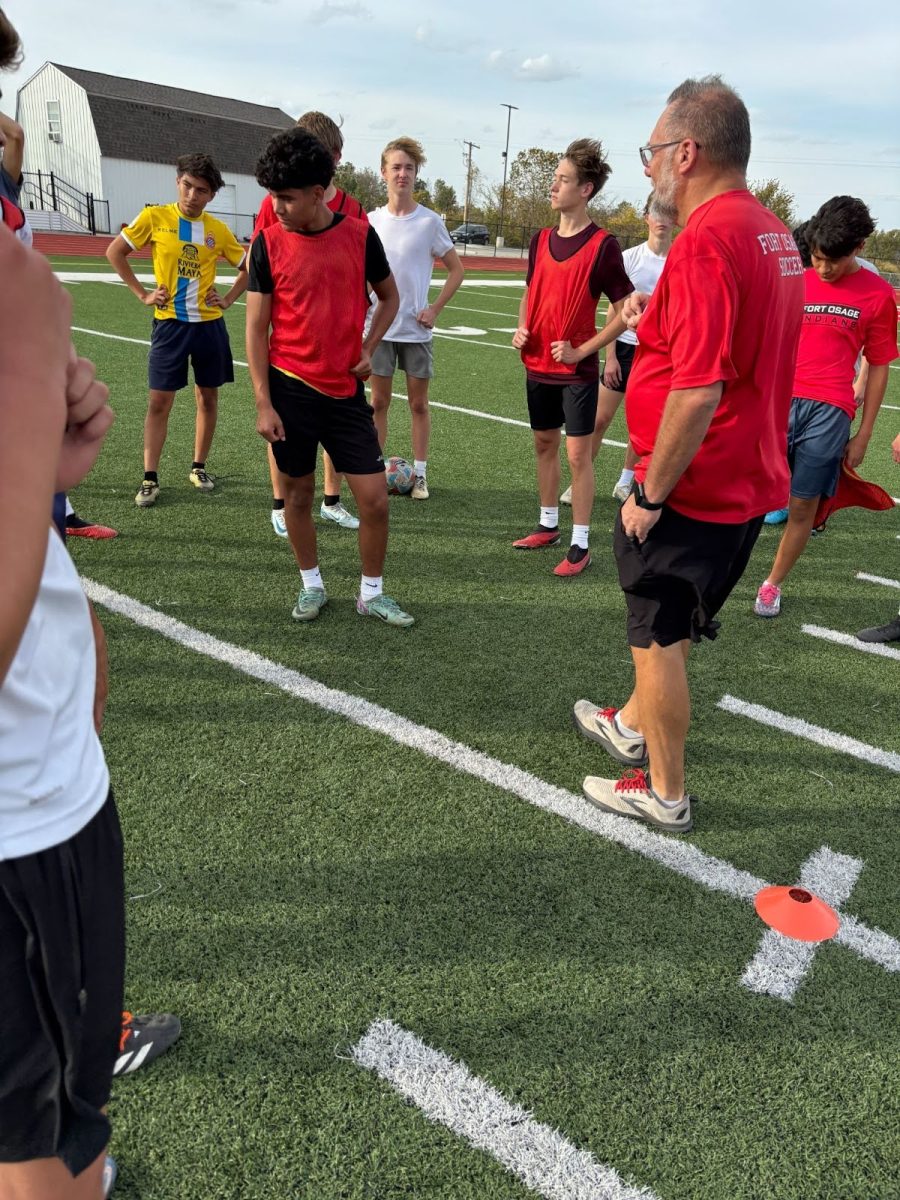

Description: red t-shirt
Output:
[792,267,899,416]
[626,190,804,523]
[252,187,368,239]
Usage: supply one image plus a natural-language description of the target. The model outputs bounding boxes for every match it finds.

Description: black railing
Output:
[21,170,110,235]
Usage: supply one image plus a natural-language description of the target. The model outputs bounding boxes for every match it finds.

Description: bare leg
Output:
[765,494,820,587]
[0,1147,107,1199]
[267,443,282,503]
[406,375,431,463]
[630,640,691,800]
[193,386,218,464]
[619,642,690,734]
[322,451,343,497]
[623,442,638,471]
[534,429,562,509]
[143,389,176,473]
[590,385,622,460]
[280,473,317,570]
[344,471,389,576]
[566,433,594,528]
[370,375,393,450]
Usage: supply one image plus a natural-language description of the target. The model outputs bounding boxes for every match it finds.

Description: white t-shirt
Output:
[367,204,454,343]
[618,240,669,347]
[0,528,109,860]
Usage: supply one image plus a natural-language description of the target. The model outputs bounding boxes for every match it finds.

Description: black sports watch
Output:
[630,480,664,511]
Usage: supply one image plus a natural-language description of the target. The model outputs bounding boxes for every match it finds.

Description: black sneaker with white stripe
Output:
[114,1011,182,1076]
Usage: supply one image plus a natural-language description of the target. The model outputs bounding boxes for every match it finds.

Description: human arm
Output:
[207,234,250,310]
[106,233,169,307]
[845,363,889,469]
[88,599,108,733]
[551,299,627,365]
[512,286,529,349]
[417,248,464,328]
[620,383,723,543]
[892,431,900,464]
[852,356,868,409]
[0,111,24,183]
[245,290,283,443]
[602,304,622,387]
[623,291,650,332]
[355,274,400,377]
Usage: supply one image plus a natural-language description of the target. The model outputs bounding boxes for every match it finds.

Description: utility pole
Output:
[462,140,480,227]
[498,103,518,247]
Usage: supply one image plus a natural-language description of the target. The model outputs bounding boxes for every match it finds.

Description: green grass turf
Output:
[60,275,900,1199]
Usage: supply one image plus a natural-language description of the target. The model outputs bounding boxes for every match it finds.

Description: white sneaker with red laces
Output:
[754,581,782,618]
[582,768,694,833]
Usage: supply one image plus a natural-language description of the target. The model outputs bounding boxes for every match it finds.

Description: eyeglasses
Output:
[638,139,700,168]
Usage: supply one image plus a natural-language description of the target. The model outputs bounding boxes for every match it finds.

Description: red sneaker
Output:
[66,520,118,539]
[553,546,591,576]
[512,527,560,549]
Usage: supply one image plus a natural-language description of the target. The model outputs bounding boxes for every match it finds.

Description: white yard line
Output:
[740,847,862,1002]
[82,579,900,979]
[856,572,900,589]
[432,330,518,351]
[351,1019,659,1200]
[802,624,900,662]
[717,694,900,774]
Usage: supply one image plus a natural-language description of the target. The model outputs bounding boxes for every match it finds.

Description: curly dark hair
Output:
[563,138,611,200]
[175,153,224,194]
[255,129,334,192]
[806,196,874,260]
[791,220,812,269]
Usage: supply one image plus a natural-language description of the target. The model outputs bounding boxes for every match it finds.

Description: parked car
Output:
[450,223,490,245]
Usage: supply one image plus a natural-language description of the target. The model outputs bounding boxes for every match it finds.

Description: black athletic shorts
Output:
[603,339,636,395]
[614,506,765,647]
[526,378,598,437]
[0,792,124,1176]
[148,317,234,392]
[268,368,385,478]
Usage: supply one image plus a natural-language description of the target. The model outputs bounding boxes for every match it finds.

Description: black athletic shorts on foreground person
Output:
[614,506,765,647]
[268,366,385,477]
[0,792,124,1176]
[526,378,598,437]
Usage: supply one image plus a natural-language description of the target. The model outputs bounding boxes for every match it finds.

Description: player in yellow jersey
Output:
[106,153,248,507]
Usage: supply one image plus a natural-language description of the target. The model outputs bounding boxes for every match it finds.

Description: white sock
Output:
[540,506,559,529]
[300,566,324,591]
[616,468,635,489]
[571,524,589,550]
[614,713,642,739]
[653,790,687,807]
[361,575,383,601]
[414,460,427,478]
[65,496,75,518]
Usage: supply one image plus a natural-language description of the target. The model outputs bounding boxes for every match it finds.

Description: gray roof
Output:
[52,64,294,175]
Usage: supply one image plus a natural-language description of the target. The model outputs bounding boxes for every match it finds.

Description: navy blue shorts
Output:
[148,318,234,392]
[787,397,851,500]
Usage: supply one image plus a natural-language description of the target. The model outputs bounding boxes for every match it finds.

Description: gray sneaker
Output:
[292,587,328,622]
[135,479,159,507]
[612,482,631,504]
[572,701,648,767]
[856,616,900,643]
[411,475,429,501]
[356,593,414,627]
[560,484,573,505]
[320,501,360,529]
[582,769,694,833]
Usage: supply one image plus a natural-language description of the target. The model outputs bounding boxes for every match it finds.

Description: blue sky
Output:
[6,0,899,226]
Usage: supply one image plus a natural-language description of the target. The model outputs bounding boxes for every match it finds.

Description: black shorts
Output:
[268,368,385,478]
[148,317,235,392]
[614,506,765,647]
[526,378,598,437]
[603,339,636,394]
[0,792,124,1176]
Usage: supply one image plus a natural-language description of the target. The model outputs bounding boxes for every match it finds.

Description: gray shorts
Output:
[370,339,434,380]
[787,396,851,500]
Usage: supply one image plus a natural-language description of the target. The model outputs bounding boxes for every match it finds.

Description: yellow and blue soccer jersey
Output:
[121,203,246,323]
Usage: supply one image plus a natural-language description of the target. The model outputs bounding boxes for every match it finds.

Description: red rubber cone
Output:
[754,886,840,943]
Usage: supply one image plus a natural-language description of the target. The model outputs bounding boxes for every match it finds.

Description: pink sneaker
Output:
[754,582,781,618]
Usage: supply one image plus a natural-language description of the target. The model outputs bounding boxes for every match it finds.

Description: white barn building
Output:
[15,63,293,238]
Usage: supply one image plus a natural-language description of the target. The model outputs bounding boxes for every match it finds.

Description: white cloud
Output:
[308,1,371,24]
[517,54,578,83]
[415,21,476,53]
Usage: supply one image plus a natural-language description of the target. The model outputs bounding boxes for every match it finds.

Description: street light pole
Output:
[462,139,480,227]
[498,103,518,247]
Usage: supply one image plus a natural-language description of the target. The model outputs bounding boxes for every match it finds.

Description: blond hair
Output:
[296,111,344,160]
[380,136,426,174]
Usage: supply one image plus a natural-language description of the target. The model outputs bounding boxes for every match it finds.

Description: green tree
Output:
[751,179,795,227]
[334,162,385,212]
[432,178,459,219]
[413,176,432,208]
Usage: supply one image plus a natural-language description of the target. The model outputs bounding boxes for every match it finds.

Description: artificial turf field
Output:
[58,261,899,1200]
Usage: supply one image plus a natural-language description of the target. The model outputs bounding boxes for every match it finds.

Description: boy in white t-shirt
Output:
[560,195,673,506]
[368,137,465,499]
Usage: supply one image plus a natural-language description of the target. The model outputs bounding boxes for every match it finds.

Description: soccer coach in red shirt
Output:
[572,75,804,832]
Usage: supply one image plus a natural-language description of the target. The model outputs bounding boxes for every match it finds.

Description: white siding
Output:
[101,158,266,240]
[16,63,102,197]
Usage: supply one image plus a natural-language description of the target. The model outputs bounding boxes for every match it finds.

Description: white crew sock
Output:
[300,566,324,591]
[540,506,559,529]
[571,524,589,549]
[616,468,635,489]
[361,575,383,601]
[65,496,75,518]
[614,713,642,739]
[413,459,427,478]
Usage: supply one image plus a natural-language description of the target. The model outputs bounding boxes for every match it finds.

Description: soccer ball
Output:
[386,456,414,495]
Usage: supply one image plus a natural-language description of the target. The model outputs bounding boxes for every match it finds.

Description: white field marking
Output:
[351,1019,659,1200]
[439,325,487,336]
[57,271,239,286]
[717,695,900,774]
[882,403,900,410]
[432,330,517,350]
[856,572,900,589]
[741,847,862,1001]
[82,579,900,978]
[803,624,900,662]
[68,324,629,448]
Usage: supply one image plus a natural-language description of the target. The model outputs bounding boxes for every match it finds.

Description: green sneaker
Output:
[356,593,414,627]
[291,587,327,622]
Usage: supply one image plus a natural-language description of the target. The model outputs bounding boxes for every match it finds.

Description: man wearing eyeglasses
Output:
[572,74,804,833]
